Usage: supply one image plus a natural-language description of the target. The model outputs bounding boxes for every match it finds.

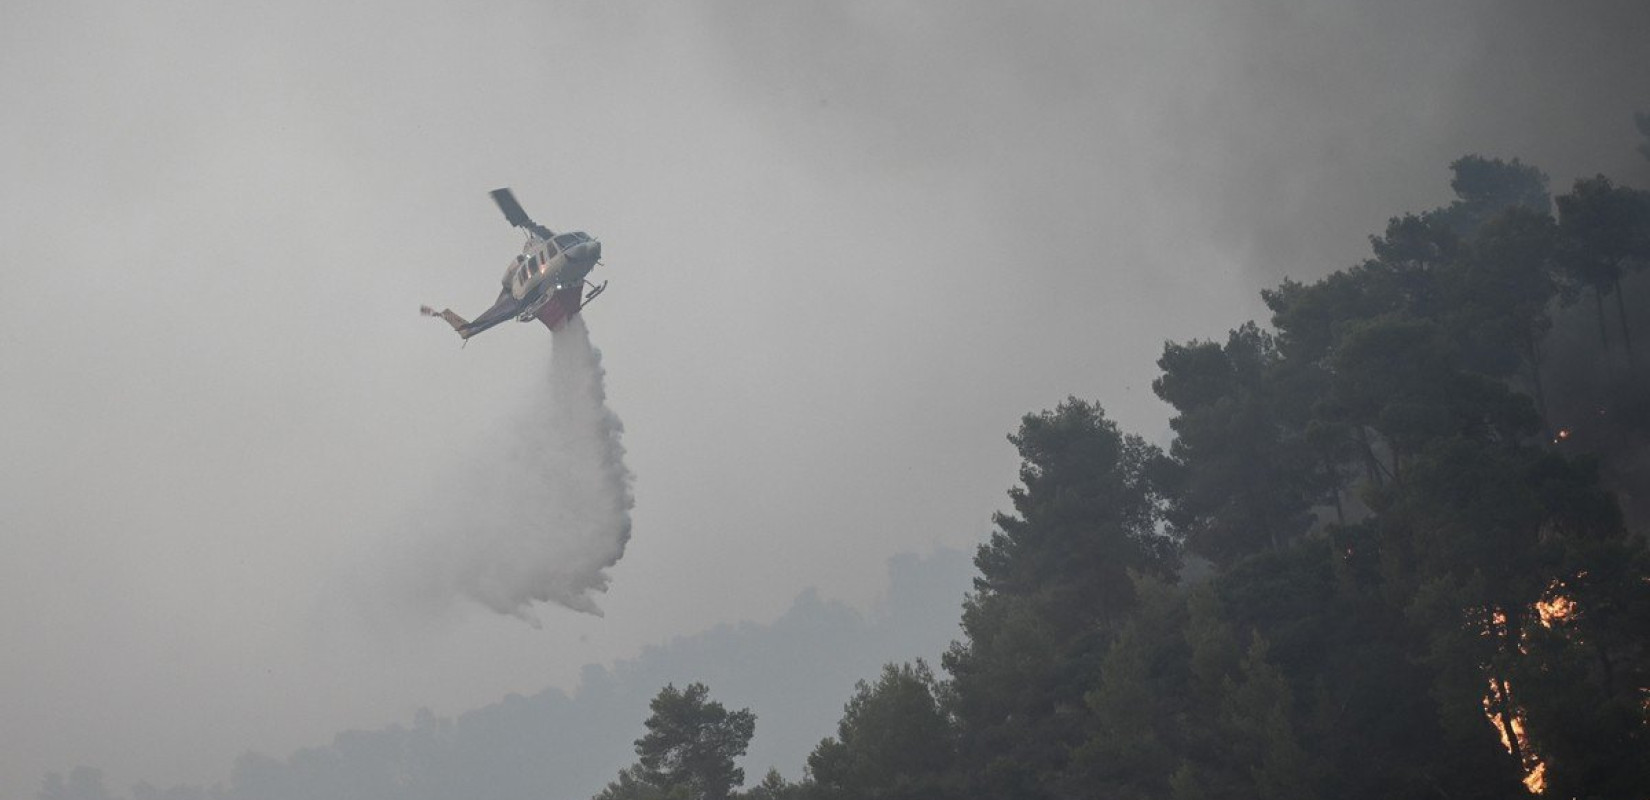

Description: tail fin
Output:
[421,305,473,337]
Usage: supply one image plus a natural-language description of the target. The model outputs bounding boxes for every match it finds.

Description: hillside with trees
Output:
[595,138,1650,800]
[35,127,1650,800]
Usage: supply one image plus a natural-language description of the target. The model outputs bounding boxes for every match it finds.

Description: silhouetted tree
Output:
[1556,175,1650,361]
[38,768,115,800]
[1446,206,1562,419]
[1064,576,1186,800]
[1154,323,1327,563]
[1435,155,1551,237]
[741,770,804,800]
[595,683,756,800]
[806,661,956,800]
[945,398,1175,799]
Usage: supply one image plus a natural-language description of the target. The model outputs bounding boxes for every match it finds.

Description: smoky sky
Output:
[2,1,1647,797]
[687,0,1649,278]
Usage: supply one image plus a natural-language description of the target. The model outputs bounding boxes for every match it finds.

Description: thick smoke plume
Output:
[415,316,634,623]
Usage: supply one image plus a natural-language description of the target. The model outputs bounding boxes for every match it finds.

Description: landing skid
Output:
[516,279,606,323]
[578,280,607,312]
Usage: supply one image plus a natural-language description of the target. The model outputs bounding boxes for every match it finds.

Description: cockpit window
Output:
[554,234,581,249]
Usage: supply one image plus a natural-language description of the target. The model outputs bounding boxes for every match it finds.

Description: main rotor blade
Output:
[490,187,537,230]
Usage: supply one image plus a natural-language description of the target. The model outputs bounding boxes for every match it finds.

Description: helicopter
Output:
[421,188,605,340]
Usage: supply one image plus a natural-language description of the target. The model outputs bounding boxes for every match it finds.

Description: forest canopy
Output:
[596,140,1650,800]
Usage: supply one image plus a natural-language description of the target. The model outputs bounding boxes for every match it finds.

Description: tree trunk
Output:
[1355,426,1385,488]
[1491,608,1528,777]
[1490,674,1526,774]
[1614,273,1636,365]
[1595,286,1612,351]
[1325,461,1347,526]
[1522,330,1550,432]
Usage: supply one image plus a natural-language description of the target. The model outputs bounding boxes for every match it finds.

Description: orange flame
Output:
[1535,593,1576,628]
[1483,678,1547,794]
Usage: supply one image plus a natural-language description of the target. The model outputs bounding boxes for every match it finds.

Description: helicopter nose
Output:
[573,241,601,262]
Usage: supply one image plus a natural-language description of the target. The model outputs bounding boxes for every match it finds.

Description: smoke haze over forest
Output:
[2,2,1648,798]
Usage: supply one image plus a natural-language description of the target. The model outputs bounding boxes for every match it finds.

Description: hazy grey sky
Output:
[2,1,1647,796]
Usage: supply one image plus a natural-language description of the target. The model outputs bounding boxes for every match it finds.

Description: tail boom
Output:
[421,305,477,338]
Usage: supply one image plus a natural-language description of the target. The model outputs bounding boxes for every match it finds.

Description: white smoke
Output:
[413,316,634,624]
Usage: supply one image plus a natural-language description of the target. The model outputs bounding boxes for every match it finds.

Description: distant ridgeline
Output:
[37,551,974,800]
[581,134,1650,799]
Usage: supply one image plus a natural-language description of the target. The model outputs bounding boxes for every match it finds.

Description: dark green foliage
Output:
[596,683,756,800]
[805,662,957,800]
[1065,577,1187,800]
[1216,635,1314,800]
[742,770,805,800]
[1154,323,1333,564]
[935,151,1645,798]
[945,398,1176,799]
[1435,155,1551,237]
[973,397,1177,609]
[593,767,679,800]
[1555,175,1650,358]
[1449,206,1561,391]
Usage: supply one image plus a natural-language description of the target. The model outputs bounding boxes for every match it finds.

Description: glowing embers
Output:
[1534,589,1577,628]
[1483,678,1548,794]
[1483,607,1510,636]
[1467,581,1579,797]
